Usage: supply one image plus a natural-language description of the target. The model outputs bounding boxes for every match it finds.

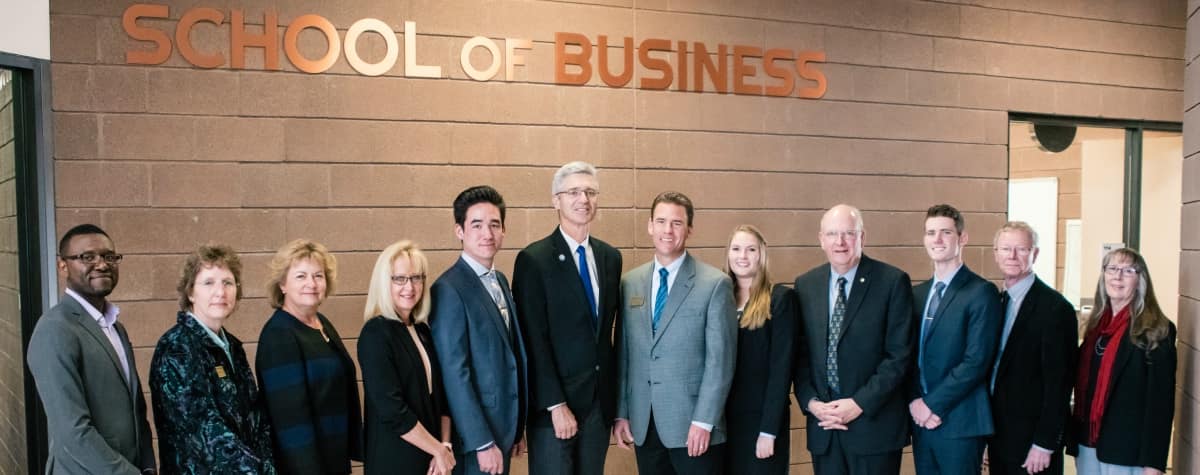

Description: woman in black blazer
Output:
[358,240,455,475]
[723,225,797,475]
[1067,248,1176,475]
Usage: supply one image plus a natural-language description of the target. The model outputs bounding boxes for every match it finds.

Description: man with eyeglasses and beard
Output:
[28,224,157,474]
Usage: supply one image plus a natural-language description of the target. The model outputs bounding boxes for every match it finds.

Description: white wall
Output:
[1080,138,1126,305]
[1140,135,1183,322]
[0,0,50,60]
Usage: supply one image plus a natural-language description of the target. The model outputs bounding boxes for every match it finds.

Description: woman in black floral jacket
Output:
[150,244,275,474]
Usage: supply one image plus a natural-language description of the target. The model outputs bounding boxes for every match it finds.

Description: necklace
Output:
[1094,337,1109,356]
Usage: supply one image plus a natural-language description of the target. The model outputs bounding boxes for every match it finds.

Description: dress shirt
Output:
[189,311,232,364]
[65,288,132,386]
[461,252,510,328]
[650,252,686,314]
[560,227,600,310]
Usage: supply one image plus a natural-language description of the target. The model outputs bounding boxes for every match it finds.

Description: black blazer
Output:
[910,264,1002,439]
[726,285,797,435]
[988,277,1077,464]
[793,254,915,455]
[513,228,622,426]
[1066,322,1176,471]
[358,316,448,475]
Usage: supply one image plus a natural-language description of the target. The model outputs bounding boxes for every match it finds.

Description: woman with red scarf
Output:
[1067,248,1176,475]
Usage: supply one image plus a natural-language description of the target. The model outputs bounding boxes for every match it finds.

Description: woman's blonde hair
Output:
[266,239,337,308]
[1087,247,1171,351]
[724,225,773,330]
[363,240,431,324]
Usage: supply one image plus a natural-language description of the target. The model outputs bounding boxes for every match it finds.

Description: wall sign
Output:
[123,3,826,99]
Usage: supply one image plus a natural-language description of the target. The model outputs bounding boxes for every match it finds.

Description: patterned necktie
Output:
[485,271,510,329]
[577,245,598,332]
[826,277,847,395]
[920,281,946,393]
[652,267,668,335]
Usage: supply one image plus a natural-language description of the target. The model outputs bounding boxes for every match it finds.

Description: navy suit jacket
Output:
[910,264,1002,439]
[431,257,528,454]
[513,228,622,426]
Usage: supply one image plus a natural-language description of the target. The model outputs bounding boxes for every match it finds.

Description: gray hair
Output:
[551,161,598,195]
[993,221,1039,248]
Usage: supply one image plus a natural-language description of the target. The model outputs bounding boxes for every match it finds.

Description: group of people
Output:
[25,160,1176,475]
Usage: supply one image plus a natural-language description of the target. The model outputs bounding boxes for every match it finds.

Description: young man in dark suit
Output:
[909,204,1002,475]
[431,186,528,475]
[987,221,1077,475]
[513,162,622,475]
[27,224,157,474]
[793,204,915,475]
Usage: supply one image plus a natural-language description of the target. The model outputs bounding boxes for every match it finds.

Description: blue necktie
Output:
[576,245,598,332]
[920,281,946,393]
[652,267,668,335]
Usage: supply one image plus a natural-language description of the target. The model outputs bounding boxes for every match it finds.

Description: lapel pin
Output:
[859,277,865,283]
[558,254,566,261]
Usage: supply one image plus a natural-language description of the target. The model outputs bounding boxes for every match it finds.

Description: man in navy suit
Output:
[513,162,622,475]
[431,185,528,475]
[909,204,1002,475]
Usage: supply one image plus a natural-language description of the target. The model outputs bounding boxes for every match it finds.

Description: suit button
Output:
[595,365,600,371]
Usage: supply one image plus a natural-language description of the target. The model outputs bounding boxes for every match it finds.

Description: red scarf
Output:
[1074,305,1131,445]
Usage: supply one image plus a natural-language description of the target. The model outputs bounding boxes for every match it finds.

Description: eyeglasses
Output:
[390,274,426,286]
[994,246,1033,256]
[1103,265,1139,277]
[555,188,599,200]
[820,230,861,241]
[61,252,123,265]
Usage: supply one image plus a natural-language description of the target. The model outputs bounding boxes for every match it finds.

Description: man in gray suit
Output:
[612,191,737,475]
[27,224,157,474]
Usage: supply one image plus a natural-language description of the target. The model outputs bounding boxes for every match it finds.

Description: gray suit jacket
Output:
[617,254,736,448]
[27,296,155,475]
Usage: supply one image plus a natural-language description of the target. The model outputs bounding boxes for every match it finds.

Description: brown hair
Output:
[177,243,243,311]
[1087,248,1171,351]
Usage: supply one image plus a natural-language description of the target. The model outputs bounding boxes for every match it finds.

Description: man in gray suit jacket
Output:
[27,224,156,474]
[612,191,737,475]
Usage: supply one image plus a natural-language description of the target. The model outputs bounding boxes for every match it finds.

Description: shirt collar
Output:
[188,311,229,351]
[65,288,119,328]
[460,252,495,277]
[653,251,687,275]
[1004,272,1037,301]
[829,264,859,285]
[932,263,964,288]
[559,226,589,252]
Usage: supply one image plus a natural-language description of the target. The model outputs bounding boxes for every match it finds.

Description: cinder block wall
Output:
[1178,3,1200,473]
[45,0,1184,473]
[0,71,25,474]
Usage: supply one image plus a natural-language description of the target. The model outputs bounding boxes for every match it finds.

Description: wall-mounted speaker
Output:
[1030,123,1077,153]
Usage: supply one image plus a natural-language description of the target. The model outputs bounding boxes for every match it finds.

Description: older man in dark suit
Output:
[431,186,528,475]
[909,204,1002,475]
[987,221,1077,475]
[793,204,915,475]
[514,161,622,475]
[27,224,157,474]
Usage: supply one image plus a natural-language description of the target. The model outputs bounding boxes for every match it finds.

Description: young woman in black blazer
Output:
[1068,248,1176,475]
[358,241,455,475]
[723,225,797,475]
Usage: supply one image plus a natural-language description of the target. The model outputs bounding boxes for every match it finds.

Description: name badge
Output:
[215,365,227,378]
[630,296,645,307]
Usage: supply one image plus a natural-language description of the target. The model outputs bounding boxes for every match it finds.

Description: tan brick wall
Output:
[45,0,1185,473]
[1178,3,1200,474]
[0,71,26,473]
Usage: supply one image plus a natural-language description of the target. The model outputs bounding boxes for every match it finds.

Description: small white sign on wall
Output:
[1008,177,1058,288]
